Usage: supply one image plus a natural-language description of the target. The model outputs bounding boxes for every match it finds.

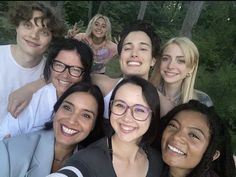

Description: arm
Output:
[7,78,46,118]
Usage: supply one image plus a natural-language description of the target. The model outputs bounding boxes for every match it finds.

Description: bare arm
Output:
[7,78,46,118]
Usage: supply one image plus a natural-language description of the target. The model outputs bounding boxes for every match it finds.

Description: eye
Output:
[167,122,177,129]
[23,21,32,29]
[189,132,200,140]
[161,56,169,61]
[133,106,146,113]
[62,104,72,112]
[114,102,126,109]
[177,58,186,64]
[39,28,51,37]
[81,112,94,120]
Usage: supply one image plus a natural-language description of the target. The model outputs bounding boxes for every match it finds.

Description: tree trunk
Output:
[97,1,105,14]
[88,1,93,21]
[137,1,148,20]
[179,1,204,38]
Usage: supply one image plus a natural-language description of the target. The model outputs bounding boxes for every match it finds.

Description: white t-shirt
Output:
[0,83,57,139]
[0,45,45,124]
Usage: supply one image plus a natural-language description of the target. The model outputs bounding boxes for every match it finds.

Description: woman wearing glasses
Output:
[0,38,93,139]
[47,76,163,177]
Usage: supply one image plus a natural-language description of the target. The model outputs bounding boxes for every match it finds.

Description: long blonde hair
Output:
[150,37,199,103]
[85,14,112,41]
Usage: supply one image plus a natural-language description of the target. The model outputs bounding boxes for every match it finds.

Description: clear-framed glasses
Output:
[110,99,152,121]
[52,60,85,77]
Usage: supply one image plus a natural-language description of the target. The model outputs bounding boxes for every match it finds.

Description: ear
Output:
[212,150,220,161]
[151,57,156,67]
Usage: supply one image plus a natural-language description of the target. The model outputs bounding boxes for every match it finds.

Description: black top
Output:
[55,137,163,177]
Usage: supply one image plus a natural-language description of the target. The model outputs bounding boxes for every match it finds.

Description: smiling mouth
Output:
[168,144,186,155]
[61,125,79,136]
[127,61,142,66]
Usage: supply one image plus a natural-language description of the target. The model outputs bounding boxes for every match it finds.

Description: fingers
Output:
[8,101,27,118]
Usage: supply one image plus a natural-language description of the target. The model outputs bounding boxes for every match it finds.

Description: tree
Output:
[179,1,204,38]
[137,1,148,20]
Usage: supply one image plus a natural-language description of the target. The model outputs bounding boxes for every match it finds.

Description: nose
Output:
[29,28,40,39]
[61,68,70,78]
[131,48,138,58]
[172,130,186,144]
[122,108,134,122]
[68,113,79,124]
[167,59,175,69]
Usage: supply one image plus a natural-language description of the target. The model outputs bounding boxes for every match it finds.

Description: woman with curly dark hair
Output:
[159,100,235,177]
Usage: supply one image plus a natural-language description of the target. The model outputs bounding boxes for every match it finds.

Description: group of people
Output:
[0,2,235,177]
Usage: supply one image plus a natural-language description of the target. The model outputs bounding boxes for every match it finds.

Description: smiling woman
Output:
[158,100,235,177]
[0,82,105,177]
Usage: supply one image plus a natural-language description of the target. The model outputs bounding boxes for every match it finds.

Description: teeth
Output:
[127,61,141,66]
[62,125,78,135]
[59,80,70,85]
[168,144,185,155]
[165,71,177,76]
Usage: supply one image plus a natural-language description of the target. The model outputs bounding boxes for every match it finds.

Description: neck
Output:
[54,142,75,162]
[111,135,143,162]
[11,44,43,68]
[162,82,181,99]
[169,167,190,177]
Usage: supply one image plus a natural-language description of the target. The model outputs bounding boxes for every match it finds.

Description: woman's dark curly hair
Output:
[8,2,66,38]
[159,100,235,177]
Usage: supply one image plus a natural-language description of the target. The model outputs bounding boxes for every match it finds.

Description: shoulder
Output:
[194,89,213,107]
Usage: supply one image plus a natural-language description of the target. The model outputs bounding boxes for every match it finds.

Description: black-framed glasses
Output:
[110,100,152,121]
[52,60,85,77]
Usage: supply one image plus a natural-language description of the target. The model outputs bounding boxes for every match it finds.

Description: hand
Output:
[113,36,121,45]
[4,134,11,139]
[7,86,33,118]
[66,23,80,38]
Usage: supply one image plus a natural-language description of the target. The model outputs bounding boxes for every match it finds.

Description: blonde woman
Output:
[74,14,117,74]
[150,37,213,117]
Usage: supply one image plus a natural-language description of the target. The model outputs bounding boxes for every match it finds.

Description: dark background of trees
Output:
[0,1,235,150]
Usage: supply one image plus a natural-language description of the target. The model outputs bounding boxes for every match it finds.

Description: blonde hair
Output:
[85,14,112,41]
[150,37,199,103]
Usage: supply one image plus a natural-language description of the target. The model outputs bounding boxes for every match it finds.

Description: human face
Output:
[92,17,107,38]
[119,31,155,80]
[160,44,192,86]
[53,92,98,148]
[51,50,84,97]
[110,83,151,143]
[16,10,52,58]
[161,110,210,175]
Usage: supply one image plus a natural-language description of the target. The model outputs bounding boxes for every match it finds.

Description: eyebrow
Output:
[123,42,151,47]
[162,54,185,58]
[171,118,207,138]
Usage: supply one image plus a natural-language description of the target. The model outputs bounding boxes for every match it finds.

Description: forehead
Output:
[30,10,49,27]
[174,110,210,134]
[114,83,148,105]
[95,17,106,24]
[64,92,98,110]
[55,50,82,66]
[124,31,152,45]
[162,43,184,56]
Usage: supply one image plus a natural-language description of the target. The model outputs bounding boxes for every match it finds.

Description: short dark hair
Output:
[159,100,235,177]
[8,2,66,38]
[108,76,160,147]
[43,38,94,83]
[45,82,105,147]
[117,20,161,59]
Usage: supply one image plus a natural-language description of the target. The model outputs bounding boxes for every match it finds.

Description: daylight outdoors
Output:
[0,1,235,152]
